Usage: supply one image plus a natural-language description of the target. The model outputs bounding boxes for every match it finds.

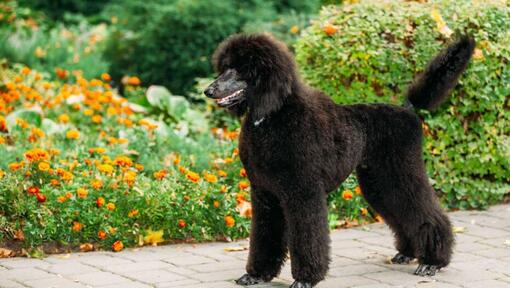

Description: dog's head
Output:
[204,33,298,120]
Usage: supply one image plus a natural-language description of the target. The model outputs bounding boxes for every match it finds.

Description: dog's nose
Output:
[204,86,214,98]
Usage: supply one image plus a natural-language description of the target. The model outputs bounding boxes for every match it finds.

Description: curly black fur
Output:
[210,33,474,287]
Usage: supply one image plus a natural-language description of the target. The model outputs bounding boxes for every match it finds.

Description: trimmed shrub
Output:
[295,0,510,209]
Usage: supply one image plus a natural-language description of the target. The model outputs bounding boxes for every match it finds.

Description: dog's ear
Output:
[246,34,297,120]
[249,64,294,120]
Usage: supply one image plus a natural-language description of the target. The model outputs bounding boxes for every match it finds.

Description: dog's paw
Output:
[414,264,439,276]
[235,274,266,286]
[391,253,414,264]
[289,281,312,288]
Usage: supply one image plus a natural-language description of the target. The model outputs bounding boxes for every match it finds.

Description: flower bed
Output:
[0,65,370,256]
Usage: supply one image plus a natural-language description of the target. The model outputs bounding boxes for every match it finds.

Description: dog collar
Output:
[254,117,265,126]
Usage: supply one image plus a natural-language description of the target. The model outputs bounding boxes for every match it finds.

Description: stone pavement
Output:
[1,204,509,288]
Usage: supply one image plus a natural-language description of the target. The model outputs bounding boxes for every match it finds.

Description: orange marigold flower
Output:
[186,171,200,183]
[0,170,4,179]
[65,192,73,199]
[16,118,29,129]
[323,23,337,36]
[360,208,368,216]
[27,186,39,194]
[36,193,46,203]
[239,168,247,177]
[342,189,353,200]
[38,162,50,171]
[178,219,186,228]
[91,115,102,124]
[90,79,102,86]
[55,67,67,79]
[178,166,187,174]
[24,148,49,162]
[236,192,247,204]
[213,200,220,208]
[220,185,228,193]
[101,73,111,82]
[238,181,249,190]
[91,180,103,189]
[66,129,80,139]
[107,202,116,211]
[61,171,74,181]
[96,197,105,207]
[112,240,124,252]
[123,170,136,185]
[354,186,362,195]
[128,209,139,218]
[204,173,217,183]
[77,188,88,198]
[21,67,31,75]
[98,230,107,240]
[218,170,227,177]
[290,25,299,34]
[224,216,235,228]
[114,155,132,167]
[153,169,167,180]
[135,164,144,171]
[57,195,67,203]
[50,179,60,186]
[58,114,70,123]
[72,221,82,232]
[9,162,23,171]
[98,164,114,174]
[127,76,141,86]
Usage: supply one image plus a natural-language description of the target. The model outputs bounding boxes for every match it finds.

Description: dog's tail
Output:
[405,35,475,111]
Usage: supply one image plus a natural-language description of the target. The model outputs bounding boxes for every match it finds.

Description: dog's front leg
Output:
[284,193,330,288]
[236,187,288,286]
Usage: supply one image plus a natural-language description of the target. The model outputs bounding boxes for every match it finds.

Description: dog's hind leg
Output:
[236,187,288,286]
[356,156,453,276]
[283,193,330,287]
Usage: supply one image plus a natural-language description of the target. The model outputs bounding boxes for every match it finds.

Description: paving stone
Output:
[77,254,134,268]
[68,271,131,286]
[0,278,26,288]
[163,254,216,266]
[328,264,388,277]
[104,260,173,274]
[364,270,436,286]
[187,259,246,273]
[100,281,153,288]
[0,258,50,269]
[0,267,54,281]
[155,279,201,287]
[463,279,510,288]
[316,275,380,287]
[23,276,88,288]
[188,269,244,282]
[40,262,99,276]
[122,268,187,284]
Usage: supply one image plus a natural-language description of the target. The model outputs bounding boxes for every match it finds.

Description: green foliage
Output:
[103,0,243,95]
[295,0,510,209]
[0,21,110,79]
[18,0,111,21]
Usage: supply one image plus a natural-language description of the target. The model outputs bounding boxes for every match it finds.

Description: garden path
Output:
[1,204,509,288]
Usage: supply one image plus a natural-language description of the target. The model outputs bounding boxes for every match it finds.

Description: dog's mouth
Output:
[215,89,245,107]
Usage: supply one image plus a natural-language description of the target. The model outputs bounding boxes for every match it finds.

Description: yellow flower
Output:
[98,164,114,174]
[153,169,166,180]
[92,115,102,124]
[123,170,136,185]
[290,25,299,34]
[204,173,218,183]
[84,109,94,116]
[66,129,80,139]
[186,171,200,183]
[58,114,70,123]
[77,188,88,198]
[128,209,139,218]
[38,162,50,171]
[0,169,4,178]
[143,229,164,246]
[91,180,103,189]
[0,136,5,145]
[107,202,116,211]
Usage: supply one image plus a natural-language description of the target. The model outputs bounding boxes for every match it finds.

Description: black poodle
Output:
[204,33,474,288]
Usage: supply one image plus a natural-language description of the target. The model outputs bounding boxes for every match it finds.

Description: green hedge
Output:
[295,0,510,209]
